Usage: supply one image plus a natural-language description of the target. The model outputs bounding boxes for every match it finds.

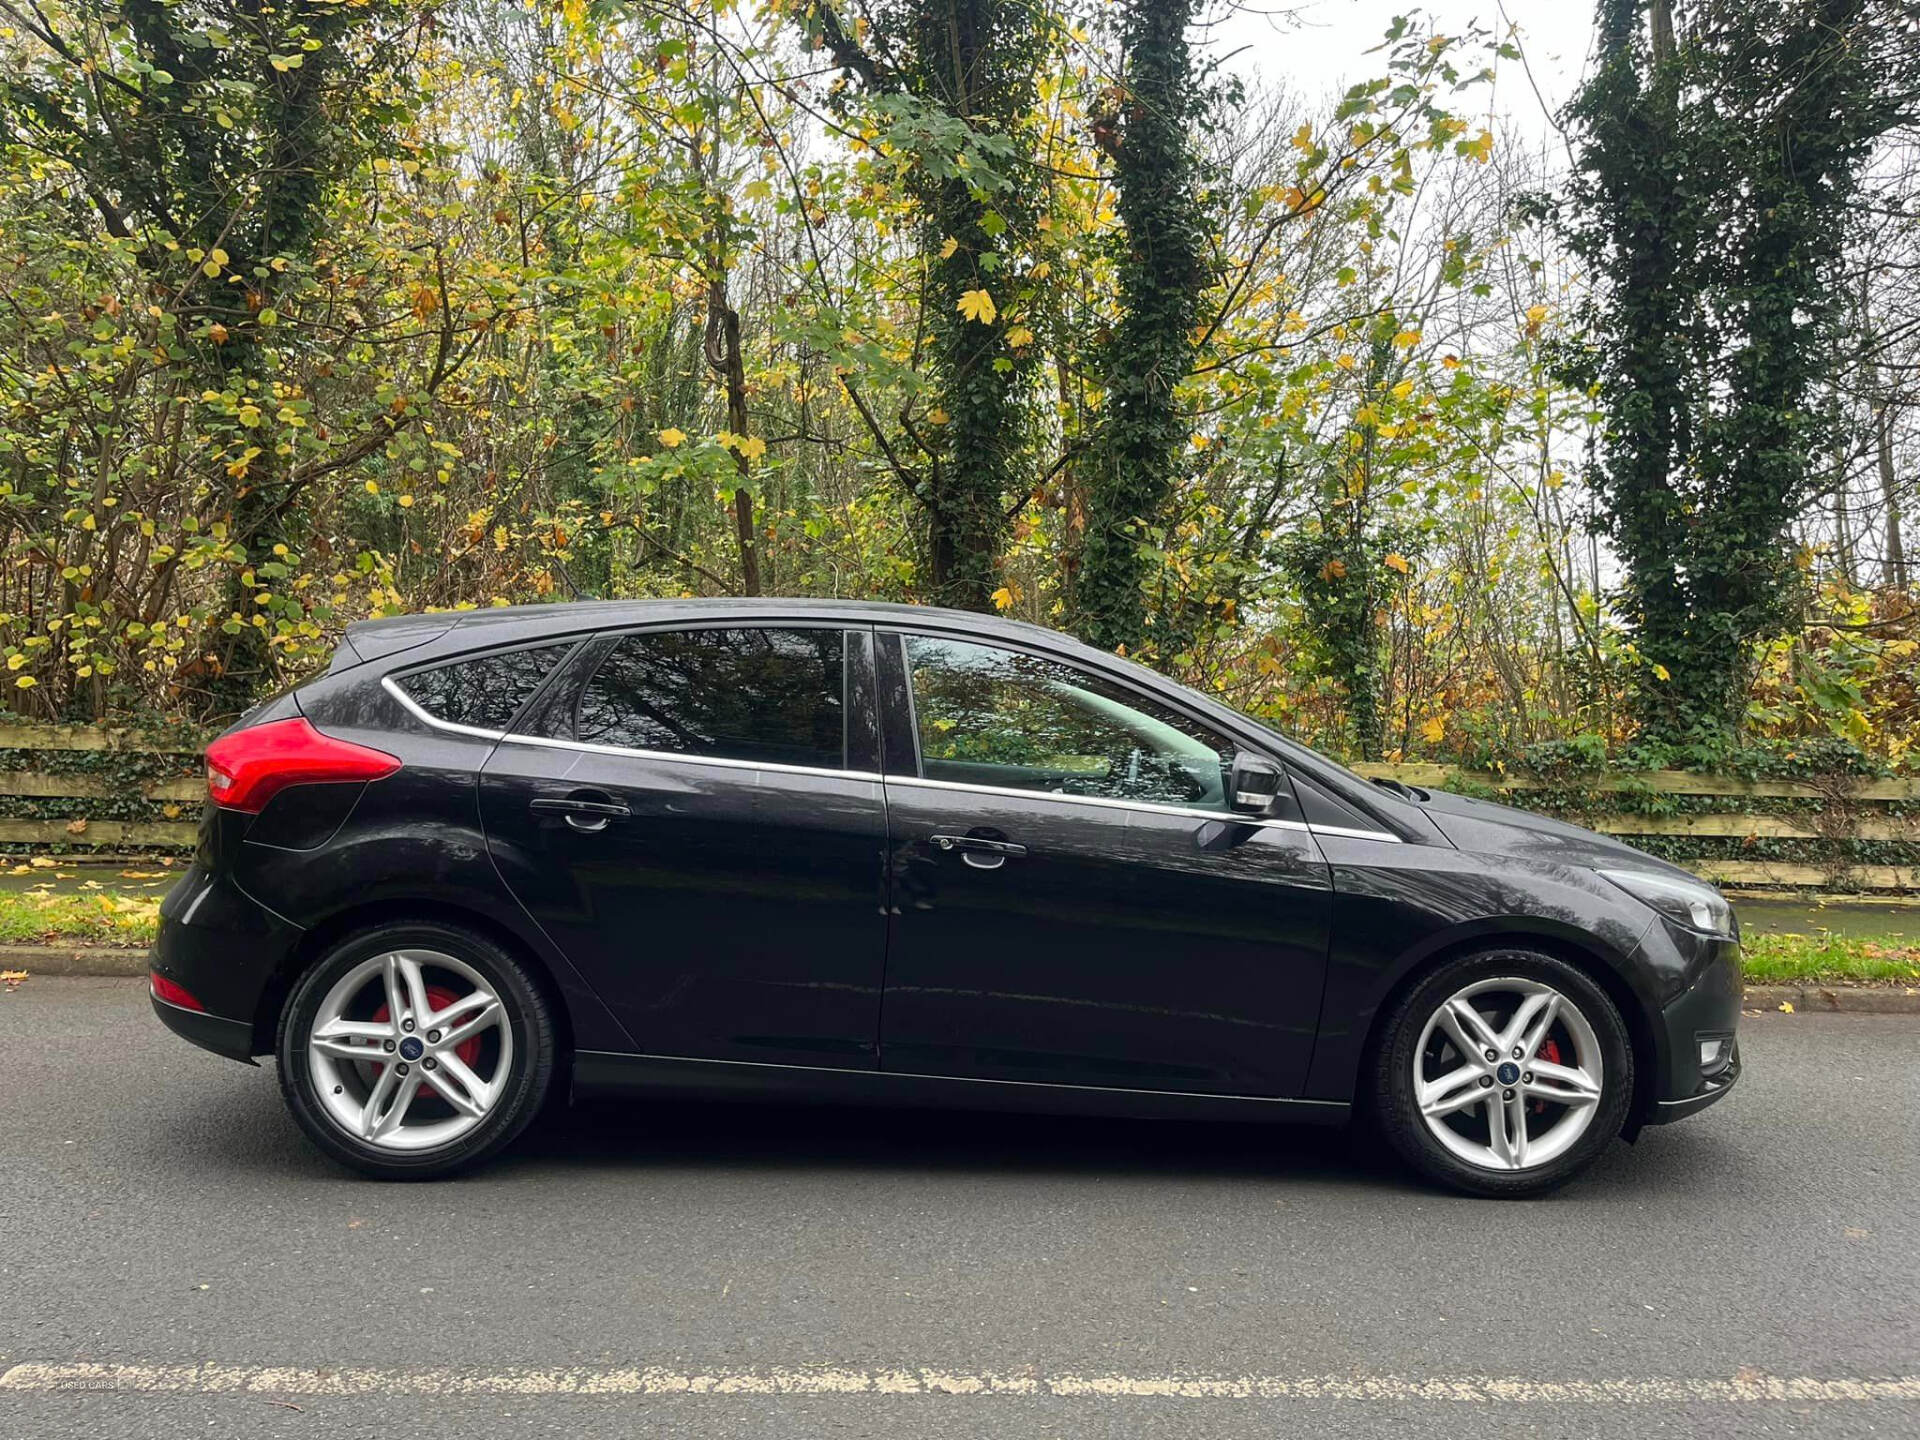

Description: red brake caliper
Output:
[1533,1036,1562,1113]
[370,985,484,1087]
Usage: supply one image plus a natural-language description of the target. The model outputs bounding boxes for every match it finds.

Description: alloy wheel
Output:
[1412,976,1604,1172]
[306,949,512,1152]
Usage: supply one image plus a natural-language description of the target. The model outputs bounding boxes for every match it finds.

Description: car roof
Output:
[343,597,1101,665]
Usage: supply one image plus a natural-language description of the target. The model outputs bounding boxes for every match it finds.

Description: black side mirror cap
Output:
[1229,753,1285,816]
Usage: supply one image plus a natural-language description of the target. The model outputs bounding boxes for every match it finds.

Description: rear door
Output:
[478,623,888,1068]
[875,630,1334,1097]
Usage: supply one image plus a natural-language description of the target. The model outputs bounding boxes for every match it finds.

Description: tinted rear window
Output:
[396,644,572,732]
[565,627,846,769]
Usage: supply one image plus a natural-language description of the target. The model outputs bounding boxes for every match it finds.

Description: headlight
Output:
[1596,868,1736,938]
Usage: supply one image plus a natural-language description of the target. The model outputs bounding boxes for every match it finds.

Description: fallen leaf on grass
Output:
[1778,1001,1794,1013]
[1,970,27,989]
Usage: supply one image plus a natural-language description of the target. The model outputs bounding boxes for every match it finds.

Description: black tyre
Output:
[1372,948,1633,1198]
[276,922,555,1179]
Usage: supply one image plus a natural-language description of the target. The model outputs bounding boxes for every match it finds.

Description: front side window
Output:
[568,627,847,770]
[396,644,572,732]
[903,636,1231,810]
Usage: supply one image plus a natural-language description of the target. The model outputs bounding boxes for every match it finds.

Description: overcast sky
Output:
[1205,1,1598,145]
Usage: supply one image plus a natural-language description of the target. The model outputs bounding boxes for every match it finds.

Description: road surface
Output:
[2,976,1915,1438]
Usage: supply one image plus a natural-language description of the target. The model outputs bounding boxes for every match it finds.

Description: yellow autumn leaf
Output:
[1004,325,1035,349]
[1778,1001,1794,1013]
[940,236,959,259]
[1651,663,1671,682]
[1392,329,1421,348]
[734,435,767,460]
[1190,434,1210,451]
[1319,558,1347,583]
[1420,714,1446,744]
[990,587,1014,612]
[956,288,997,325]
[1383,552,1410,574]
[14,676,36,688]
[398,494,415,509]
[658,427,686,448]
[364,479,380,495]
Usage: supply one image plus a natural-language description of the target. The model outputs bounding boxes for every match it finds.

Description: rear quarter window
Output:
[394,644,572,732]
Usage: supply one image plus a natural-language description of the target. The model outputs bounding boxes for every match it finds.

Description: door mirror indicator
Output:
[1229,753,1284,816]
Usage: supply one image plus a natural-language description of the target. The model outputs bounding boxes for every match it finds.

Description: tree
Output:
[0,0,429,712]
[795,0,1050,610]
[1563,0,1914,746]
[1072,0,1212,653]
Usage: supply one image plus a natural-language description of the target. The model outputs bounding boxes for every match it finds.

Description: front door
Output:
[479,623,888,1068]
[876,631,1333,1097]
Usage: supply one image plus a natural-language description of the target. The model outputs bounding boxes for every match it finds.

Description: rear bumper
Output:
[150,991,257,1065]
[151,864,304,1059]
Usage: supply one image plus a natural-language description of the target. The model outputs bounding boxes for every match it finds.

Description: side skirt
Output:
[571,1051,1351,1127]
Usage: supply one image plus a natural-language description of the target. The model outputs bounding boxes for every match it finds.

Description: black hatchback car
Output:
[152,599,1741,1195]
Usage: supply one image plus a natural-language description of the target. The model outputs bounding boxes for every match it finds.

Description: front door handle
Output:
[930,833,1028,869]
[530,793,632,833]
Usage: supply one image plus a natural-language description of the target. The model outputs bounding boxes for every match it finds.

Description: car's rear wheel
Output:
[276,922,554,1179]
[1373,948,1632,1198]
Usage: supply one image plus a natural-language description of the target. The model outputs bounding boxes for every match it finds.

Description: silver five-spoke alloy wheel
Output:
[1413,976,1603,1172]
[307,949,511,1151]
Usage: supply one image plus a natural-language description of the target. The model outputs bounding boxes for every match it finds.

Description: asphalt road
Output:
[2,978,1916,1439]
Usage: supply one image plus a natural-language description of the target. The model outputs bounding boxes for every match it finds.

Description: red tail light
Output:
[150,972,205,1012]
[204,716,400,814]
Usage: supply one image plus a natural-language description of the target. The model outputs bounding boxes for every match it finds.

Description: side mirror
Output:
[1229,753,1285,816]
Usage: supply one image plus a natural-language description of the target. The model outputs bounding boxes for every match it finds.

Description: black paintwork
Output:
[149,598,1742,1131]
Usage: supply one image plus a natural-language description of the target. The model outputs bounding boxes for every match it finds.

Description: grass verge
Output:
[0,890,1914,986]
[1741,931,1919,986]
[0,889,160,947]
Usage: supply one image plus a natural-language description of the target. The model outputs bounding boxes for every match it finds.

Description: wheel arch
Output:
[249,897,580,1068]
[1352,926,1660,1134]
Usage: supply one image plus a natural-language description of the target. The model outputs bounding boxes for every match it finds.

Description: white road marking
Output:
[2,1362,1918,1404]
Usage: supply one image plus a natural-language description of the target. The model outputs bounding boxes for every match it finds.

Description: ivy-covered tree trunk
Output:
[1075,0,1212,652]
[803,0,1046,612]
[1565,0,1895,747]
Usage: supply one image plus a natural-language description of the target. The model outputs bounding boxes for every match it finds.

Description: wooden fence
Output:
[0,728,1912,895]
[1350,762,1919,894]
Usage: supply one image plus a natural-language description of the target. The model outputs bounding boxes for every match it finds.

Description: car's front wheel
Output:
[1373,949,1633,1198]
[276,922,555,1179]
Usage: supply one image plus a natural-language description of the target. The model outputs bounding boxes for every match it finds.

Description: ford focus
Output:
[151,599,1741,1195]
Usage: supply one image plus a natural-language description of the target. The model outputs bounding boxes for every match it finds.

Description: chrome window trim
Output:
[383,637,584,742]
[471,729,1400,838]
[381,674,510,742]
[883,773,1401,841]
[493,728,882,784]
[1304,821,1406,843]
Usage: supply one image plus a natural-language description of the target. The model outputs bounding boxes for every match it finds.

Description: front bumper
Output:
[1642,927,1744,1125]
[1648,1037,1741,1122]
[151,863,304,1061]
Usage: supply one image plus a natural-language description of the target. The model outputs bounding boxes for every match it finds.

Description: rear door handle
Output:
[530,794,632,832]
[930,833,1028,869]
